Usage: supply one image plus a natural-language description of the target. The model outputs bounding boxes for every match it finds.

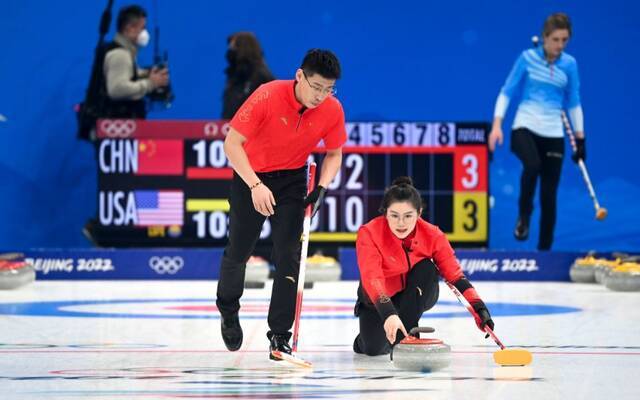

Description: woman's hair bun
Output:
[391,176,413,187]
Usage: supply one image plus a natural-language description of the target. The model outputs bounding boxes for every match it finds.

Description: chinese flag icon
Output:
[137,139,183,175]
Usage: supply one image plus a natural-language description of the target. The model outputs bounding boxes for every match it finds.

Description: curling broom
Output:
[446,281,533,366]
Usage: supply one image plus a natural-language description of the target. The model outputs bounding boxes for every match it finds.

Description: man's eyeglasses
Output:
[302,71,337,96]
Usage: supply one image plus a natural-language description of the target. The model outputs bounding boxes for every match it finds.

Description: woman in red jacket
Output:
[353,177,494,356]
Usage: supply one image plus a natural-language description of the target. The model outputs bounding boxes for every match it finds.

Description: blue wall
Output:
[1,0,639,250]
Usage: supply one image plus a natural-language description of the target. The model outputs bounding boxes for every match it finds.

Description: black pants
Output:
[511,128,564,250]
[216,167,307,334]
[354,259,440,356]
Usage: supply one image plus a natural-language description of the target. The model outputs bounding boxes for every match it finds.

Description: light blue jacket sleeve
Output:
[565,59,581,110]
[500,52,527,98]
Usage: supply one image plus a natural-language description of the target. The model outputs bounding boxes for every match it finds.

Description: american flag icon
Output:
[134,190,184,226]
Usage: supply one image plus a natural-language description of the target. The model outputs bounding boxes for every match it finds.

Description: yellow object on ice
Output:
[493,349,533,366]
[574,256,609,267]
[306,254,338,267]
[612,263,640,274]
[602,258,624,268]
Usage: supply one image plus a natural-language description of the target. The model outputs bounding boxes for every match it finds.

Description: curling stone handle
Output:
[409,327,435,337]
[0,253,24,261]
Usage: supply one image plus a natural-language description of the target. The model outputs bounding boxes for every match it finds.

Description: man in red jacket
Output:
[217,49,346,360]
[354,177,494,356]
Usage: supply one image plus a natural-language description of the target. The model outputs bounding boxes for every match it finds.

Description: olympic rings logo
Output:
[100,119,137,137]
[148,256,184,275]
[203,122,230,137]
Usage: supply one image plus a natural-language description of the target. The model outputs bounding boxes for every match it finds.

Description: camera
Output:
[147,56,175,108]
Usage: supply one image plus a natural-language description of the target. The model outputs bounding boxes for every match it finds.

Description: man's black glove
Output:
[472,300,495,336]
[303,186,327,218]
[572,137,586,163]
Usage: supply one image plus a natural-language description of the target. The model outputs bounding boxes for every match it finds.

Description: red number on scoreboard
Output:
[454,147,487,191]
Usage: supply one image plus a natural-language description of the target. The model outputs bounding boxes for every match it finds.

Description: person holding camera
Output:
[77,5,170,141]
[100,5,169,122]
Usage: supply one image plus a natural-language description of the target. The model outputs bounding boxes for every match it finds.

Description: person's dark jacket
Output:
[222,62,274,119]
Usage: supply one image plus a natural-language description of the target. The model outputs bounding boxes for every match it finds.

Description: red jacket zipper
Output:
[402,247,411,289]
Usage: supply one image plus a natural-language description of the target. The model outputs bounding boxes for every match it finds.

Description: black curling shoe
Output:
[221,315,243,351]
[267,331,292,360]
[514,216,530,241]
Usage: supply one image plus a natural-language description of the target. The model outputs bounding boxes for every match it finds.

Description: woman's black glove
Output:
[572,137,586,163]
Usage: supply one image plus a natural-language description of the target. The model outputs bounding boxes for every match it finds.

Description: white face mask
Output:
[136,29,150,47]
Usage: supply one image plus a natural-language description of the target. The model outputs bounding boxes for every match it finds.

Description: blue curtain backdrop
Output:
[1,0,638,250]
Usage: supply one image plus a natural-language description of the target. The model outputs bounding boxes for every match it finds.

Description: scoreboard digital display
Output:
[94,119,489,247]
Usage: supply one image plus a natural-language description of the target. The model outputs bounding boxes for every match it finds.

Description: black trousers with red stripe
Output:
[216,168,306,335]
[354,259,440,356]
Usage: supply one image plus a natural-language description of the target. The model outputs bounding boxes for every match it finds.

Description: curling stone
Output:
[0,254,35,290]
[569,255,600,283]
[594,258,622,284]
[305,253,341,283]
[391,327,451,372]
[604,263,640,292]
[244,255,269,289]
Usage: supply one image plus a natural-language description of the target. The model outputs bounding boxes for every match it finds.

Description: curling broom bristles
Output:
[493,349,533,366]
[596,207,608,221]
[271,350,313,368]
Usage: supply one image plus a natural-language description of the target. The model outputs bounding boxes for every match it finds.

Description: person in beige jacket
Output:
[101,5,169,120]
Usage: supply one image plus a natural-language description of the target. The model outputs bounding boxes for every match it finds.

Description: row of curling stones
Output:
[392,327,451,372]
[570,253,640,291]
[0,253,36,290]
[569,254,621,283]
[244,253,341,289]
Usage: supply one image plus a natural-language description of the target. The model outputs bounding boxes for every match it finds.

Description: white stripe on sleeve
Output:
[568,106,584,133]
[494,93,510,119]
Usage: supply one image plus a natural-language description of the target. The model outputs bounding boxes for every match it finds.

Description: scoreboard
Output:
[94,119,489,247]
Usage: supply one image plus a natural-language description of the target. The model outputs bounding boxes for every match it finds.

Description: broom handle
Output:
[577,159,601,210]
[291,162,316,352]
[445,281,506,350]
[561,111,601,210]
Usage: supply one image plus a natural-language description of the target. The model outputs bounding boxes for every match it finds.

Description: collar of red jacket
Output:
[284,80,306,112]
[402,227,417,251]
